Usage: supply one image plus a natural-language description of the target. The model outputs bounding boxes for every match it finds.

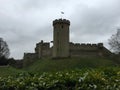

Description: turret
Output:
[52,19,70,58]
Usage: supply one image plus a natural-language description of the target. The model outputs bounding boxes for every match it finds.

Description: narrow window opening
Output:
[61,25,64,28]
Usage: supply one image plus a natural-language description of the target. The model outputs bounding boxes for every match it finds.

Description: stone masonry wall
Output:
[23,41,112,60]
[69,42,109,57]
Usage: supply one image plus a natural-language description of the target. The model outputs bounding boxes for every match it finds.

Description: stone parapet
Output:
[53,19,70,26]
[70,42,103,48]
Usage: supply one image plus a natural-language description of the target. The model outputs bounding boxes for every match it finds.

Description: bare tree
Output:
[109,29,120,54]
[0,38,10,58]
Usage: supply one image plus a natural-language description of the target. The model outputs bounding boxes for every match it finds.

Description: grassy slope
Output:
[0,66,25,77]
[24,57,118,73]
[0,57,118,76]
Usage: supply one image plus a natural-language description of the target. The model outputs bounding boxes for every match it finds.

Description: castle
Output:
[24,19,111,60]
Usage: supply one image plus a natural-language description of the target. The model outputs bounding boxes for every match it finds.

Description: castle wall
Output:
[69,42,108,57]
[23,41,112,60]
[23,53,37,60]
[23,53,38,66]
[23,18,112,61]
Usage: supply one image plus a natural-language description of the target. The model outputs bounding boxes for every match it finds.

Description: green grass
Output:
[0,66,25,77]
[0,57,118,76]
[24,57,118,73]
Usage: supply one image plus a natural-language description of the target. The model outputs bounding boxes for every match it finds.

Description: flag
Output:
[61,12,64,14]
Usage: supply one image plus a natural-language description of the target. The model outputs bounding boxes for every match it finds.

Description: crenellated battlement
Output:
[53,19,70,26]
[70,42,103,47]
[69,42,104,51]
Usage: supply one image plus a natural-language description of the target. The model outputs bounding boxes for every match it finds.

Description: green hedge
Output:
[0,67,120,90]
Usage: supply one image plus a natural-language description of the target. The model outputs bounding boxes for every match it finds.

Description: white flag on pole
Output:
[61,12,64,14]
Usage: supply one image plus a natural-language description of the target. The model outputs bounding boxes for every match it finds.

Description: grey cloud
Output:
[70,0,120,43]
[0,0,120,59]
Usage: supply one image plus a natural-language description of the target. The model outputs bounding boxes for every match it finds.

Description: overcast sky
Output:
[0,0,120,59]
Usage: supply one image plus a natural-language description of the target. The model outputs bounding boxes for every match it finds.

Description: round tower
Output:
[52,19,70,58]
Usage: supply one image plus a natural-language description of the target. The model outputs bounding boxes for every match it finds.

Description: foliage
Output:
[0,56,8,65]
[8,58,23,68]
[0,66,25,77]
[0,38,10,65]
[109,29,120,54]
[24,57,117,73]
[0,38,10,58]
[0,67,119,90]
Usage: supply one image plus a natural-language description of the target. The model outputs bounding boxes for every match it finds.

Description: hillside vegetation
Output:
[23,57,118,73]
[0,66,25,77]
[0,57,119,89]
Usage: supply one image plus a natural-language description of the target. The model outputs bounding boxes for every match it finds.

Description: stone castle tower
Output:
[53,19,70,58]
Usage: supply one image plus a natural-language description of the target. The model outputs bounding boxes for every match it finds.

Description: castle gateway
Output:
[24,19,111,59]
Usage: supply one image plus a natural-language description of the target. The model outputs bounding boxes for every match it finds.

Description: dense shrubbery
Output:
[0,56,8,65]
[0,67,120,90]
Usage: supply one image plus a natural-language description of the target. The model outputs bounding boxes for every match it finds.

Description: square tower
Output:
[53,19,70,58]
